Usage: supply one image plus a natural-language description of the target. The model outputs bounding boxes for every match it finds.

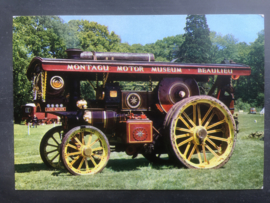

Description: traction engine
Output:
[27,49,251,175]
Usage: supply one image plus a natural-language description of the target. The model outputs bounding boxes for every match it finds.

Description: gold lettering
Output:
[198,68,202,73]
[104,65,109,71]
[117,66,123,71]
[177,68,182,72]
[74,65,80,70]
[92,65,97,70]
[67,65,73,70]
[80,65,85,70]
[151,67,157,72]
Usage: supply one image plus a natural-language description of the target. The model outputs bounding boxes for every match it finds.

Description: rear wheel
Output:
[61,126,110,175]
[167,96,236,169]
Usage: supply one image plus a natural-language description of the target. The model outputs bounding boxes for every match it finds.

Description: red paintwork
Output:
[28,57,251,77]
[21,105,58,122]
[126,119,153,143]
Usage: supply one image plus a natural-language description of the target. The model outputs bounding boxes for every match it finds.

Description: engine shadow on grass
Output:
[106,157,177,172]
[15,163,53,173]
[14,158,178,175]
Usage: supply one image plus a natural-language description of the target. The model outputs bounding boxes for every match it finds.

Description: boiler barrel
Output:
[83,110,118,130]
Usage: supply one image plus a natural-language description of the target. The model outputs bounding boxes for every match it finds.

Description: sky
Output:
[59,15,264,45]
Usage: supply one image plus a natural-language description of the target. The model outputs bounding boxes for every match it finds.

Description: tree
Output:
[234,30,264,108]
[209,32,241,63]
[13,16,67,123]
[67,20,121,52]
[177,15,211,63]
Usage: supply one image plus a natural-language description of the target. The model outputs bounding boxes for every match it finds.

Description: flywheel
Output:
[157,77,199,113]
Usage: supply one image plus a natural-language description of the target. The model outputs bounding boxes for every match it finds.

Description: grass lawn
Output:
[14,113,264,190]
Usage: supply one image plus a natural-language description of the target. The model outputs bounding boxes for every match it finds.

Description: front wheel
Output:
[40,126,64,169]
[61,125,110,175]
[167,96,236,169]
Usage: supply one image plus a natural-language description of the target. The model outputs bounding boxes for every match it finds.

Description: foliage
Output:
[67,20,121,52]
[234,31,264,107]
[234,98,251,111]
[13,16,67,123]
[177,15,212,63]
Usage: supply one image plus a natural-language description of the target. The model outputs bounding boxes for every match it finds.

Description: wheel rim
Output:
[62,126,110,175]
[171,97,235,169]
[40,126,64,169]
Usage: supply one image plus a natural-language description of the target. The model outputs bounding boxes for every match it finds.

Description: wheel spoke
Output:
[66,151,81,156]
[206,119,226,130]
[204,112,215,128]
[89,138,99,147]
[201,106,214,125]
[86,134,92,146]
[182,112,196,127]
[207,129,223,134]
[178,115,191,129]
[205,137,219,150]
[77,157,85,170]
[176,127,192,133]
[202,144,208,163]
[46,143,58,148]
[51,136,59,145]
[85,158,89,171]
[197,104,202,126]
[175,133,190,139]
[92,147,103,152]
[184,142,191,158]
[70,155,80,165]
[50,153,59,162]
[177,137,194,147]
[195,146,202,164]
[188,144,197,161]
[92,154,102,159]
[205,144,219,158]
[74,137,83,146]
[90,156,97,166]
[81,131,85,145]
[208,135,228,142]
[46,149,58,154]
[67,143,78,150]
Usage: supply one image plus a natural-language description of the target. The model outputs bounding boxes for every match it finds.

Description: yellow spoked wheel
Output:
[168,95,236,169]
[61,126,110,175]
[40,126,64,169]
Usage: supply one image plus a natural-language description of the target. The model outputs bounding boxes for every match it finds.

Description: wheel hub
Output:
[196,128,207,140]
[83,147,92,157]
[192,126,208,145]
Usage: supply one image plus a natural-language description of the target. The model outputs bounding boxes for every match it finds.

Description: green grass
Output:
[14,113,264,190]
